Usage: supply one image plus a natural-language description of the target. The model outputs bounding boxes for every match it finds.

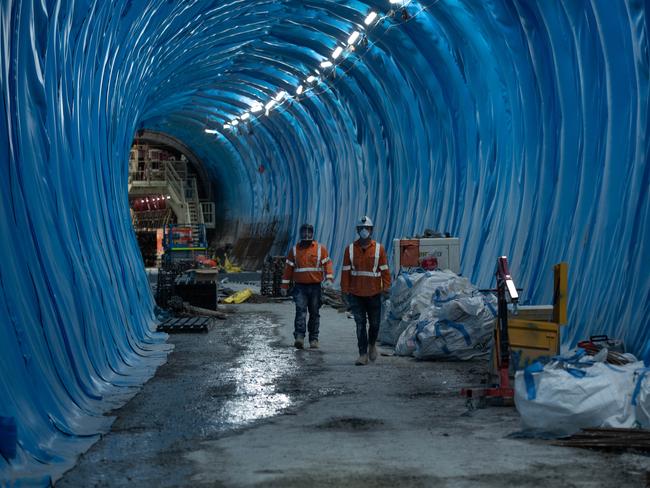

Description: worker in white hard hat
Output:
[340,216,391,365]
[281,223,334,349]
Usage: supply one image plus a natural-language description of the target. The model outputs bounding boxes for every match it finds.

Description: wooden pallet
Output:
[553,428,650,452]
[157,316,212,333]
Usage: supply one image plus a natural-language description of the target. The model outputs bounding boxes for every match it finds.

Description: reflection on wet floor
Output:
[59,308,332,487]
[218,315,294,427]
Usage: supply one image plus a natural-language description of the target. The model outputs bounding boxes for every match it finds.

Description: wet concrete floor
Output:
[59,303,649,487]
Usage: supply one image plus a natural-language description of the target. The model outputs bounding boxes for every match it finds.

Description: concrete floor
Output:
[60,303,648,487]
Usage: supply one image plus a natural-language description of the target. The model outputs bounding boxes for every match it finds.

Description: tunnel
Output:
[1,0,649,483]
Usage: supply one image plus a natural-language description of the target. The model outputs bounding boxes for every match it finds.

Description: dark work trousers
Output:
[292,283,322,340]
[348,294,382,355]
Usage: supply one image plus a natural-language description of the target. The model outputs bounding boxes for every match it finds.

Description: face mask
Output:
[358,229,371,239]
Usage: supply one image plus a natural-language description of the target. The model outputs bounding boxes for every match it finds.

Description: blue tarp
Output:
[1,0,648,483]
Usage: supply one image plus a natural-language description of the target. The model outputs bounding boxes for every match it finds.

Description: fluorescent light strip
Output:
[332,46,343,59]
[364,11,378,25]
[231,120,239,126]
[250,103,263,113]
[274,91,287,102]
[296,85,304,95]
[265,100,276,110]
[306,75,317,83]
[347,31,360,45]
[204,129,218,134]
[320,60,333,68]
[241,113,250,120]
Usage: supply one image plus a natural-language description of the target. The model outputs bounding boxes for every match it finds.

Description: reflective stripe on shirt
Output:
[349,241,381,276]
[294,243,324,274]
[351,270,381,277]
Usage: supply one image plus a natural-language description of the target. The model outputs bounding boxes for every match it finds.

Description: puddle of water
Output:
[216,316,295,428]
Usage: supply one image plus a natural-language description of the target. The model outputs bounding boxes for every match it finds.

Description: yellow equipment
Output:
[508,262,568,369]
[223,288,253,304]
[223,256,242,273]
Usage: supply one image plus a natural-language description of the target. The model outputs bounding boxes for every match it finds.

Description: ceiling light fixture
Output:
[320,60,333,68]
[364,11,378,25]
[296,85,304,95]
[204,129,218,134]
[332,46,343,59]
[347,31,360,45]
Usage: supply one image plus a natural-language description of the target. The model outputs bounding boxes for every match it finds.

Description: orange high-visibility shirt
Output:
[340,240,391,297]
[281,241,334,288]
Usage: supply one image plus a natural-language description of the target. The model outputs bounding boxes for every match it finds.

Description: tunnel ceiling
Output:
[1,0,649,483]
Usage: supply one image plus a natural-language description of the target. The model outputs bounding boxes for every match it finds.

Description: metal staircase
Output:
[129,146,205,228]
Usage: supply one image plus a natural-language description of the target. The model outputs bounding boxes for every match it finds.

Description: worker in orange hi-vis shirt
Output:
[341,216,391,365]
[281,223,334,349]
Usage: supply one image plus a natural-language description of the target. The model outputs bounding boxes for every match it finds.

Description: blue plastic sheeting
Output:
[1,0,648,483]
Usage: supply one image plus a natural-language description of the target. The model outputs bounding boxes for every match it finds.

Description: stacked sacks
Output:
[380,270,497,360]
[378,271,431,346]
[514,345,650,436]
[412,294,496,360]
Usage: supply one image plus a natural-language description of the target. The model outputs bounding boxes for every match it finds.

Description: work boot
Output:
[309,340,319,349]
[368,344,378,361]
[294,336,304,349]
[355,354,369,366]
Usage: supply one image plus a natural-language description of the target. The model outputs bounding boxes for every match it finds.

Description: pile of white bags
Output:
[378,271,431,346]
[514,348,650,435]
[411,295,496,360]
[379,270,497,360]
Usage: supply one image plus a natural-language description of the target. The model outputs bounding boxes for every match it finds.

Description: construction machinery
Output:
[462,258,569,407]
[392,237,461,275]
[462,256,518,406]
[162,223,208,265]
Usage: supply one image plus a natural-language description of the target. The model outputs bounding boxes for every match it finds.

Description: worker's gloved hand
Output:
[322,279,334,289]
[280,288,288,297]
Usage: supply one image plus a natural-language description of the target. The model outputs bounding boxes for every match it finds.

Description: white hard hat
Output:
[357,215,374,227]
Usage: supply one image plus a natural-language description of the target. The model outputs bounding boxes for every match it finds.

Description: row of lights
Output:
[204,1,413,136]
[134,195,172,204]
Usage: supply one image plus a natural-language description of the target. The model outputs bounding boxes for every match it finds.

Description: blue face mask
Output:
[358,229,371,239]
